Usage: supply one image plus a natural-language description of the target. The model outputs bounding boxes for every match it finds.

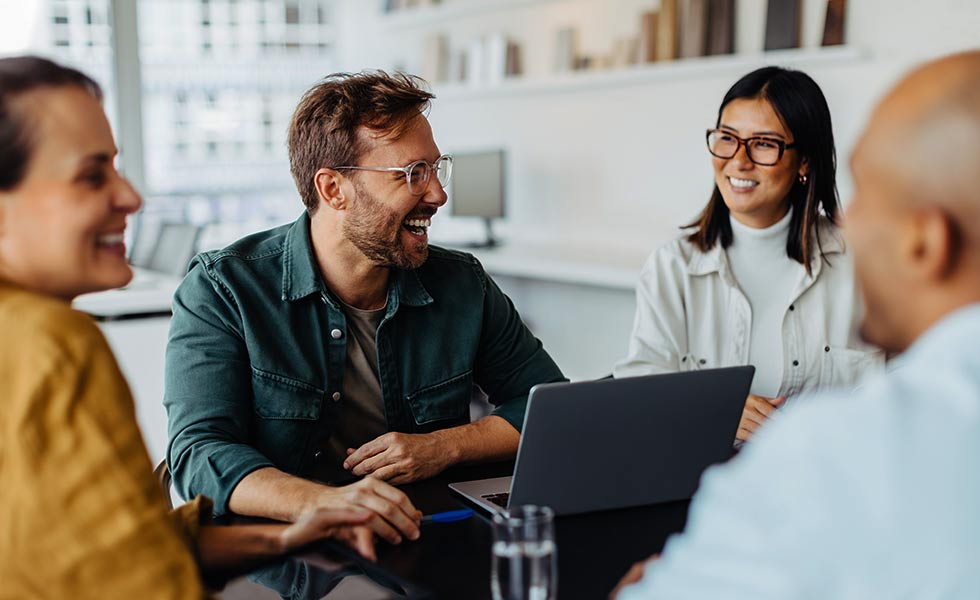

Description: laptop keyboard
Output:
[482,492,509,508]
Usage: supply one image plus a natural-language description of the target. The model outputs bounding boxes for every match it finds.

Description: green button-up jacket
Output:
[164,213,565,514]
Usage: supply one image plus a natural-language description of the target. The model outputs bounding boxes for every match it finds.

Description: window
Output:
[1,0,336,257]
[138,0,335,252]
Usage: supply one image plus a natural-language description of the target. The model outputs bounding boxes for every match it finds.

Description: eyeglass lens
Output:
[407,157,453,194]
[708,131,781,166]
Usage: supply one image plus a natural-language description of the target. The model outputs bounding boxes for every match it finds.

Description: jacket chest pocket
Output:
[404,370,472,432]
[251,368,324,471]
[819,347,884,391]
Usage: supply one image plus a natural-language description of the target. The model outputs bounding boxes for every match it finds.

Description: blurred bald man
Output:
[614,50,980,600]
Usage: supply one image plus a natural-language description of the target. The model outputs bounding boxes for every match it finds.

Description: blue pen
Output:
[421,508,474,524]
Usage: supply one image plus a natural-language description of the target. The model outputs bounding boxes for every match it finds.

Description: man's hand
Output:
[280,508,376,560]
[344,431,453,485]
[314,477,422,545]
[736,394,786,442]
[609,554,660,599]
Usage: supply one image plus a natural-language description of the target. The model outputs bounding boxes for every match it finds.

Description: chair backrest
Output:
[146,222,202,277]
[153,459,175,510]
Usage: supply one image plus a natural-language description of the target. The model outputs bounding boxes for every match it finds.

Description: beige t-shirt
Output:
[323,301,388,478]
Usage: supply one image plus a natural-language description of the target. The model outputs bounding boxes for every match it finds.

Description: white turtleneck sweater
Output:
[725,209,803,398]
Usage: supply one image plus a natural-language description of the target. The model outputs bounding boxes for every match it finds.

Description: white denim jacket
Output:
[615,221,884,397]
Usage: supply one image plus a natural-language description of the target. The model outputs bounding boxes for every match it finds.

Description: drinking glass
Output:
[491,505,557,600]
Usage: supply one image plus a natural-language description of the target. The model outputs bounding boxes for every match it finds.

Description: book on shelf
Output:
[764,0,802,50]
[822,0,847,46]
[656,0,679,61]
[680,0,709,58]
[636,10,659,63]
[506,40,523,77]
[420,32,450,84]
[459,34,520,85]
[465,37,487,85]
[452,48,467,83]
[485,33,508,84]
[706,0,735,55]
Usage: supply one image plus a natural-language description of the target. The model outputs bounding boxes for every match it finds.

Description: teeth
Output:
[97,233,125,245]
[729,177,759,189]
[404,219,431,228]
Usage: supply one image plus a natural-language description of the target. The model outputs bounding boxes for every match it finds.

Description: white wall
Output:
[334,0,980,252]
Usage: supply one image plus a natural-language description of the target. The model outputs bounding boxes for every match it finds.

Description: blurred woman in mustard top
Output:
[0,56,378,599]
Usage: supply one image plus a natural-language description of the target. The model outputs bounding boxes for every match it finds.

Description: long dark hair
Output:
[0,56,102,191]
[686,66,839,273]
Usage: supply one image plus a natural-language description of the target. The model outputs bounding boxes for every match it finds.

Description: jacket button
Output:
[332,392,341,402]
[789,304,796,311]
[824,346,831,352]
[330,328,343,339]
[792,360,800,366]
[699,359,706,365]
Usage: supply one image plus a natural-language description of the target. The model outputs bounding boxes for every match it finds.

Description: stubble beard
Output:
[343,179,428,270]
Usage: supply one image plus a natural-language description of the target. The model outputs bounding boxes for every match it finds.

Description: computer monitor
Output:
[449,149,505,248]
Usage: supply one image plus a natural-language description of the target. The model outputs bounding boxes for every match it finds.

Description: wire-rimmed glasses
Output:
[706,129,797,166]
[331,154,453,195]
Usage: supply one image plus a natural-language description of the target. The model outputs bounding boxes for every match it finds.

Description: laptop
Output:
[450,366,754,516]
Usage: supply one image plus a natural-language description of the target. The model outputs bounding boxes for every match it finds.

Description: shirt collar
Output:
[280,211,434,308]
[281,212,324,302]
[902,302,980,363]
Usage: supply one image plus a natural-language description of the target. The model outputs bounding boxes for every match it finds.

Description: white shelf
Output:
[432,45,865,100]
[381,0,570,30]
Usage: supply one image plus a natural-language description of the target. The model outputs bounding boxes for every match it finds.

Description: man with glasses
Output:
[164,71,565,546]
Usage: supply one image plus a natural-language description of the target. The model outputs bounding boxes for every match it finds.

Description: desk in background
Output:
[439,240,652,381]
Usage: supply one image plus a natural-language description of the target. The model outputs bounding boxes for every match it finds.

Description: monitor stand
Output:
[454,218,500,249]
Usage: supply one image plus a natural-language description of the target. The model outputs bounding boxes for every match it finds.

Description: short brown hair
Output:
[287,71,434,214]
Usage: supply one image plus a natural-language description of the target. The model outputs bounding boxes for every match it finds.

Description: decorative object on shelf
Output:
[822,0,847,46]
[764,0,802,50]
[706,0,735,55]
[613,36,640,67]
[680,0,709,58]
[656,0,680,61]
[457,33,522,85]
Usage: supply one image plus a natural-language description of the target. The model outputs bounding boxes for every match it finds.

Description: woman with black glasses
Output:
[615,66,883,443]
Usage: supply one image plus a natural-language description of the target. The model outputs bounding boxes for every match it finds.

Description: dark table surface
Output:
[223,462,689,600]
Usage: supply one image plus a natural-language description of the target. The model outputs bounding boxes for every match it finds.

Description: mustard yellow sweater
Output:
[0,281,209,599]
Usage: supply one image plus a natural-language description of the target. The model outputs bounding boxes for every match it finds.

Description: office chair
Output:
[153,459,177,510]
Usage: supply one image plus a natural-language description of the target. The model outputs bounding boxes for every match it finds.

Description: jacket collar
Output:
[281,212,433,308]
[685,216,846,277]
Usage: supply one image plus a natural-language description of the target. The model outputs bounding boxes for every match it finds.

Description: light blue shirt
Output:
[620,304,980,600]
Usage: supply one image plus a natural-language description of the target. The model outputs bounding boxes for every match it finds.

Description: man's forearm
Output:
[430,415,520,466]
[227,467,326,522]
[196,524,287,571]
